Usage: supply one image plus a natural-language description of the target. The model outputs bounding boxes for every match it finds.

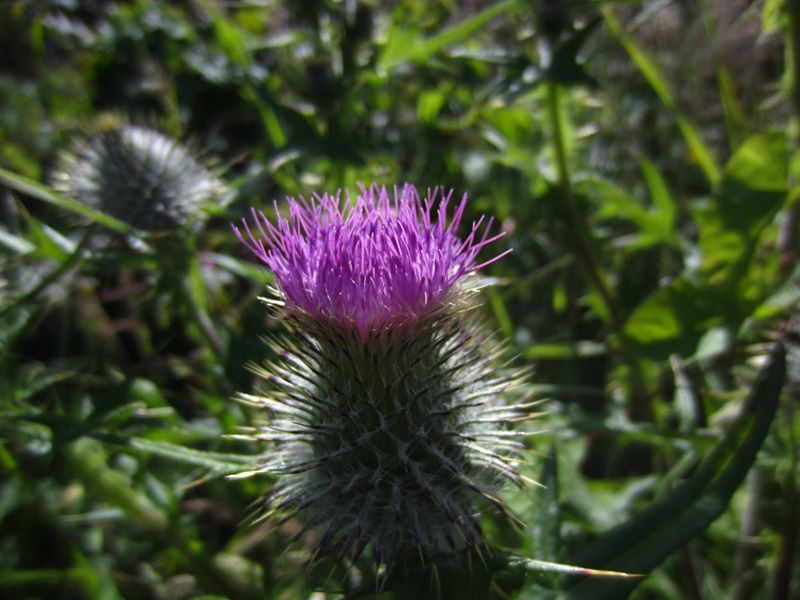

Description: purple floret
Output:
[233,184,509,336]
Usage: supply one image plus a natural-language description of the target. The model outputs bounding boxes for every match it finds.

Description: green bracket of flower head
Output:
[563,342,786,599]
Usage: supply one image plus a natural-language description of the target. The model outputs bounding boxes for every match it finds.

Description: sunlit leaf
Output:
[379,0,514,71]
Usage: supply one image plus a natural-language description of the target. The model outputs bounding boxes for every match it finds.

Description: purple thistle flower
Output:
[233,184,510,336]
[233,183,529,572]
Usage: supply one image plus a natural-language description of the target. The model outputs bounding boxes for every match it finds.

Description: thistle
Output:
[233,184,528,568]
[52,123,224,233]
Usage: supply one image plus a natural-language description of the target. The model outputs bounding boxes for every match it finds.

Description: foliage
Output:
[1,0,799,599]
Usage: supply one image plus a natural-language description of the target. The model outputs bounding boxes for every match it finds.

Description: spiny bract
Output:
[233,184,529,566]
[52,123,223,232]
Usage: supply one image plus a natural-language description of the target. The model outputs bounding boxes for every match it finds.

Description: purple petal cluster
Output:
[233,184,509,336]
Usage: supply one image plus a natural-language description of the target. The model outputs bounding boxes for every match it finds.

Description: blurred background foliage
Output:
[1,0,799,598]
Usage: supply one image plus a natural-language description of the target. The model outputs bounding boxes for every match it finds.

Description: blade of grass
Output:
[601,7,720,186]
[0,167,141,236]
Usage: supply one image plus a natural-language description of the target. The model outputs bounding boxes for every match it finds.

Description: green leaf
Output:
[601,7,720,185]
[579,168,676,249]
[212,15,251,66]
[0,167,140,236]
[581,177,651,227]
[700,132,787,286]
[0,568,97,588]
[128,437,258,475]
[717,67,747,151]
[0,227,35,254]
[751,275,800,322]
[544,19,600,88]
[623,276,718,350]
[762,0,785,32]
[529,448,561,563]
[486,287,514,340]
[379,0,514,71]
[511,558,640,580]
[524,341,606,360]
[567,343,785,598]
[65,438,168,531]
[639,158,675,239]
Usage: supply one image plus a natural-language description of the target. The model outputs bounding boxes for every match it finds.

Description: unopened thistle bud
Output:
[52,123,224,233]
[233,184,528,567]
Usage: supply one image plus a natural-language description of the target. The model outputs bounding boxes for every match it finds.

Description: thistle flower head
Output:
[234,184,528,571]
[233,184,510,336]
[52,123,224,233]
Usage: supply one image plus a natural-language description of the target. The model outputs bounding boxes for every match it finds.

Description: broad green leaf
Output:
[379,0,514,71]
[567,343,785,598]
[417,89,448,124]
[624,135,788,351]
[700,132,787,285]
[25,220,75,259]
[692,327,732,362]
[623,276,719,350]
[212,15,250,66]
